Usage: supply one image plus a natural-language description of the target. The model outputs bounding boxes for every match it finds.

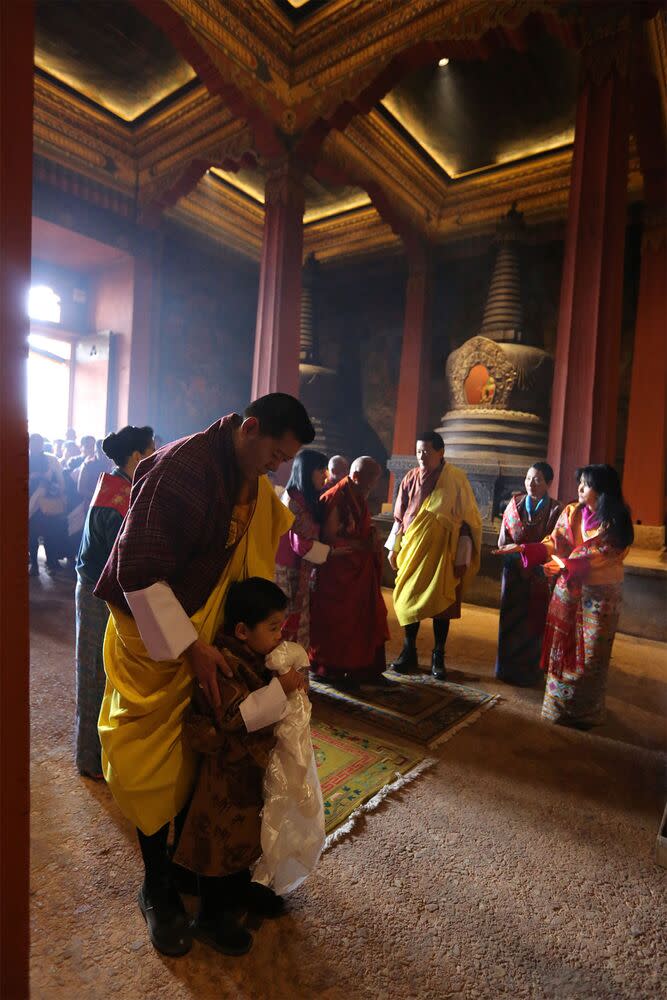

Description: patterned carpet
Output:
[311,674,498,748]
[311,718,434,844]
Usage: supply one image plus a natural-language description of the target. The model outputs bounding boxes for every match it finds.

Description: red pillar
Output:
[548,37,632,500]
[251,160,304,399]
[622,202,667,529]
[0,0,32,995]
[387,243,433,499]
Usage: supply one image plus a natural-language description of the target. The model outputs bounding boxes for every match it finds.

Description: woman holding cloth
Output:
[497,464,633,729]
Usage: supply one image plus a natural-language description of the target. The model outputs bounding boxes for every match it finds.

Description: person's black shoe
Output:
[192,911,253,956]
[138,882,192,957]
[244,881,286,918]
[170,860,200,897]
[390,646,418,674]
[431,650,447,681]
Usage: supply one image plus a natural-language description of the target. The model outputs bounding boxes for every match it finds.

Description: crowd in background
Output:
[28,428,163,577]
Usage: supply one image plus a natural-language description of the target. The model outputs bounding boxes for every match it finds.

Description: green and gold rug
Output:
[311,718,435,846]
[311,674,498,749]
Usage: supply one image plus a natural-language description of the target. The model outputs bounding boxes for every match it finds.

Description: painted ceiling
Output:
[34,0,196,122]
[31,1,658,260]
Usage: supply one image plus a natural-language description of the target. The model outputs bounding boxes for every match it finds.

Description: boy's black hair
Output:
[224,577,288,632]
[244,393,315,444]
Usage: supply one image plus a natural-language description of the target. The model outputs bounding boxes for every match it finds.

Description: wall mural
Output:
[155,228,258,443]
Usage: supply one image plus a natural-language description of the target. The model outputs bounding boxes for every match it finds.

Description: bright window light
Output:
[28,333,71,360]
[28,285,61,323]
[438,57,450,68]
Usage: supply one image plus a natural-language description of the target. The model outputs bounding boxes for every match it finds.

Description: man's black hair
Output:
[529,461,554,484]
[416,430,445,451]
[224,577,288,632]
[244,393,315,445]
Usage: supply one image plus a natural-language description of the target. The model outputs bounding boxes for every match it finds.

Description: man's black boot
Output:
[138,879,192,957]
[431,649,447,681]
[390,644,418,674]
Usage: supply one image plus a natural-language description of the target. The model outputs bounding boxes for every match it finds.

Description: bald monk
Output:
[309,457,389,685]
[326,454,349,487]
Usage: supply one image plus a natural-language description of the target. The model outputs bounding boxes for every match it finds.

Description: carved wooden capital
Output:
[579,8,636,88]
[264,158,306,214]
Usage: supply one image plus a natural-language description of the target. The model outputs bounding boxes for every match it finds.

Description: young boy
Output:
[174,577,306,956]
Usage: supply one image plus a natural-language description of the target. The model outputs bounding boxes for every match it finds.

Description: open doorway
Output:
[27,331,72,439]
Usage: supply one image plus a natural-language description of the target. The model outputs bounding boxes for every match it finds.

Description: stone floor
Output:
[29,568,666,999]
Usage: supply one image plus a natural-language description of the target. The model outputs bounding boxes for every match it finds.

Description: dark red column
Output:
[0,0,33,995]
[548,30,632,499]
[387,243,433,499]
[622,200,666,531]
[252,159,305,399]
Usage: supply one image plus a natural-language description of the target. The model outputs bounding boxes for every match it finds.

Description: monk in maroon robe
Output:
[310,457,389,684]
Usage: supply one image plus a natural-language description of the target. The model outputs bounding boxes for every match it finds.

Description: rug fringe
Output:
[427,694,500,749]
[323,756,437,851]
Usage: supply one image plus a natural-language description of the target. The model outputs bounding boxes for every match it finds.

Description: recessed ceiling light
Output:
[438,57,450,68]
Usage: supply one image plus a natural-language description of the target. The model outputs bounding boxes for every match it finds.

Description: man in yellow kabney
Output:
[386,430,482,680]
[94,394,314,958]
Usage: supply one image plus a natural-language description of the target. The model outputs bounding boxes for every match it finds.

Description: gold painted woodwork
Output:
[167,173,265,257]
[162,0,576,132]
[32,0,648,264]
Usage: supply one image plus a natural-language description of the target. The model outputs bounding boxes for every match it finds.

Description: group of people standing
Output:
[28,431,114,575]
[62,392,635,962]
[276,450,389,684]
[275,432,485,689]
[493,460,633,729]
[270,428,633,737]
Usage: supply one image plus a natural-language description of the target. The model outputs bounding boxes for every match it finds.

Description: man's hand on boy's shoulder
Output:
[184,638,234,721]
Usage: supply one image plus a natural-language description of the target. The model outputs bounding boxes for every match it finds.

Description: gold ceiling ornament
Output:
[141,0,578,138]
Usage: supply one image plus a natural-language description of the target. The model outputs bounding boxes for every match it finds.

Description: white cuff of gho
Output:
[455,535,473,567]
[239,677,288,732]
[385,522,403,552]
[303,539,331,565]
[124,581,198,661]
